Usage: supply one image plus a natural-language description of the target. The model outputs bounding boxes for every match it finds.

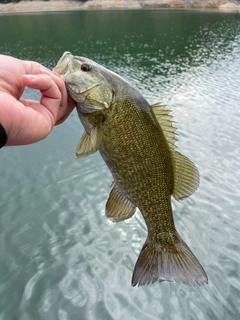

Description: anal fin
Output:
[106,183,136,222]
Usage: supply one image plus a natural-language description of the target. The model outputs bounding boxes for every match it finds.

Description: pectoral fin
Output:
[76,118,103,159]
[172,151,200,200]
[106,183,136,222]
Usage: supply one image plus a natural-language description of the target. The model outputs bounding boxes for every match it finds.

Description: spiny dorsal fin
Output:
[150,103,178,150]
[150,103,199,200]
[172,151,200,201]
[106,182,136,222]
[76,118,103,159]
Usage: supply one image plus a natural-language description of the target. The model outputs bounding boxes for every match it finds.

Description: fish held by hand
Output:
[54,52,208,287]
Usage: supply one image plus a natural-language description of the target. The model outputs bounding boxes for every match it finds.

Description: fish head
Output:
[53,51,114,114]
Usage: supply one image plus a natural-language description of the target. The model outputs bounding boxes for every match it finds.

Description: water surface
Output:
[0,10,240,320]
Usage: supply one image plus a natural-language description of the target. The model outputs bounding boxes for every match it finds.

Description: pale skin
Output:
[0,54,75,146]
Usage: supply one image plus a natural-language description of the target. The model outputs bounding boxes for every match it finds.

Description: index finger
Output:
[20,59,49,76]
[22,73,62,126]
[37,68,75,124]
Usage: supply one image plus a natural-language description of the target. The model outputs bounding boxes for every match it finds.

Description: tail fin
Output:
[132,236,208,286]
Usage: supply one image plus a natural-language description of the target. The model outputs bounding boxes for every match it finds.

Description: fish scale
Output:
[54,51,208,287]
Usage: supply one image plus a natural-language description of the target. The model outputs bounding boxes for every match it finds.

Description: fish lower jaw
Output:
[68,84,85,95]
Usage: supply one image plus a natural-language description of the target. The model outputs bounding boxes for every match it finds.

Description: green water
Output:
[1,9,240,320]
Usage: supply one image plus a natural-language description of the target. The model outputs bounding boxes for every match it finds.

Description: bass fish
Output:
[54,52,208,286]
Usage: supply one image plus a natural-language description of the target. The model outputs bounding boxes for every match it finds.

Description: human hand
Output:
[0,54,75,146]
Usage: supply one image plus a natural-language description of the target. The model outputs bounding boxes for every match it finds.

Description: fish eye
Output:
[81,64,91,72]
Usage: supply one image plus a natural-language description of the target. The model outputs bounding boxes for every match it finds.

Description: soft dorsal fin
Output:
[150,103,178,150]
[76,117,103,159]
[172,151,200,201]
[106,182,136,222]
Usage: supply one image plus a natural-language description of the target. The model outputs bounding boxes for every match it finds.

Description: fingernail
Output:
[24,74,38,80]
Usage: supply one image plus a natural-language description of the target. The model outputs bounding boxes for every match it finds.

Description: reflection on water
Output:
[0,10,240,320]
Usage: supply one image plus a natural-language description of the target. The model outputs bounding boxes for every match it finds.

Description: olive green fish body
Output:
[101,100,172,197]
[54,52,208,286]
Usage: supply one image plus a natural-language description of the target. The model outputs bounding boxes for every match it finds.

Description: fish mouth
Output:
[53,51,73,76]
[67,82,99,95]
[54,52,101,95]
